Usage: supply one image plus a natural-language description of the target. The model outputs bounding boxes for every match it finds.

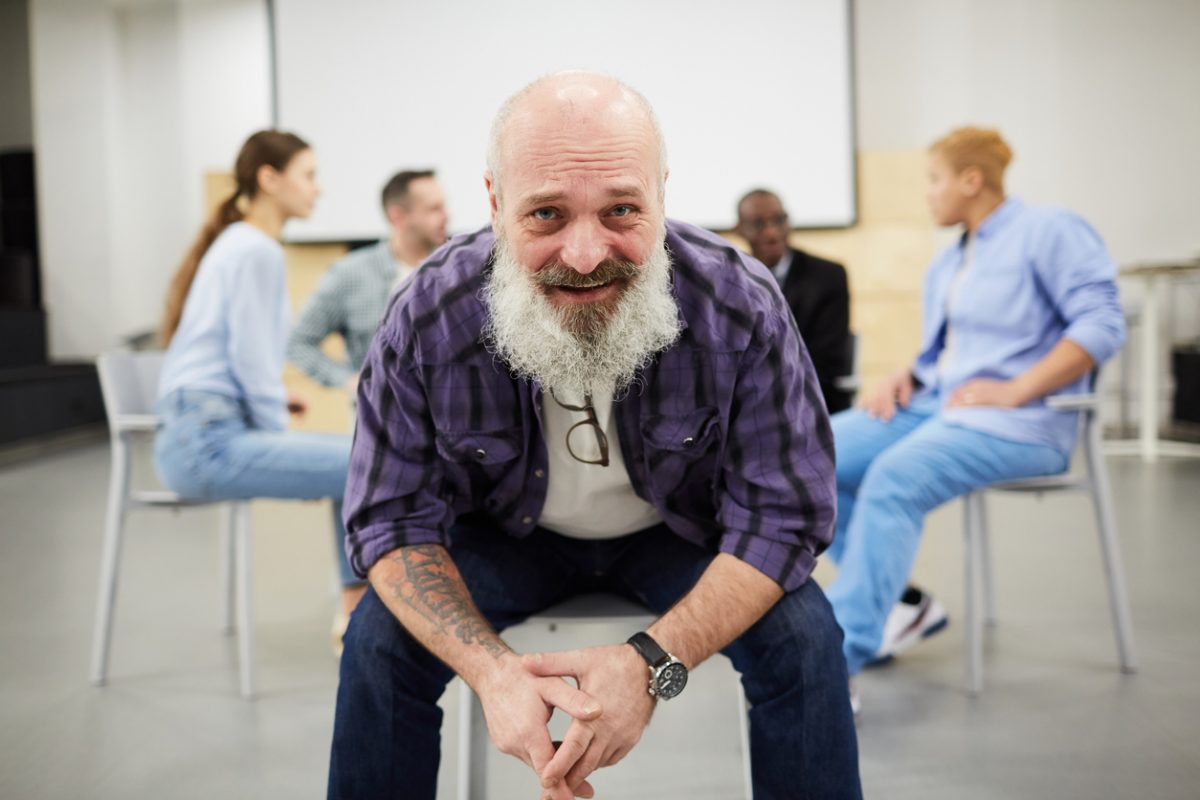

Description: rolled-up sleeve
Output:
[342,329,453,578]
[716,310,837,592]
[1035,212,1127,364]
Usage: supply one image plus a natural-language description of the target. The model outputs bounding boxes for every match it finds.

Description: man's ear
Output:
[384,203,405,230]
[485,171,500,231]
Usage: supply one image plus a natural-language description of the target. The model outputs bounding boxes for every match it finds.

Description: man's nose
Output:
[560,220,609,275]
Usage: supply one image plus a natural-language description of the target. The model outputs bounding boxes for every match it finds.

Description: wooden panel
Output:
[283,243,352,435]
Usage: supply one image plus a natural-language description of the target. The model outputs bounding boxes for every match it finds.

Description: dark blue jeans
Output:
[328,517,861,799]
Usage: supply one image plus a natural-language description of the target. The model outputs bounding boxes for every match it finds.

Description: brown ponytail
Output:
[159,129,310,346]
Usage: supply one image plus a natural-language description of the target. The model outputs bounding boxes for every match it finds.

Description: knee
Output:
[730,581,848,696]
[342,588,453,699]
[857,453,925,510]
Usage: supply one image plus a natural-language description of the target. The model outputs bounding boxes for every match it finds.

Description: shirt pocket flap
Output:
[435,428,523,465]
[640,407,720,454]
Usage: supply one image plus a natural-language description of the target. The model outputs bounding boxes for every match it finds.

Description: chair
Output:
[456,593,752,800]
[961,390,1138,694]
[90,351,257,698]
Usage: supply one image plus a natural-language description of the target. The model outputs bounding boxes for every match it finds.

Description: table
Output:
[1107,260,1200,462]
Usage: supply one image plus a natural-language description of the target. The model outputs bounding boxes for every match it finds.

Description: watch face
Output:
[656,661,688,700]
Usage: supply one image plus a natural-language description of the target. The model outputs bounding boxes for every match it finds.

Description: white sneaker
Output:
[871,586,949,664]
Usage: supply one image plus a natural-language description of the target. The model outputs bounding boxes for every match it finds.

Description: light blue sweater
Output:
[158,222,291,431]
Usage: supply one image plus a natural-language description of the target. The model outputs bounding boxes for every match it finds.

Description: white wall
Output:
[30,0,269,360]
[0,0,34,151]
[29,0,120,359]
[856,0,1200,266]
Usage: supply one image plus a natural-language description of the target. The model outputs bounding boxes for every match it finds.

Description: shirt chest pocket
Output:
[435,427,523,467]
[640,407,721,497]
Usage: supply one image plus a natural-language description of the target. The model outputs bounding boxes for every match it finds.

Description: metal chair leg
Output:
[1085,422,1138,673]
[977,492,998,626]
[233,502,256,699]
[964,493,984,695]
[219,503,237,635]
[737,679,753,800]
[90,433,132,686]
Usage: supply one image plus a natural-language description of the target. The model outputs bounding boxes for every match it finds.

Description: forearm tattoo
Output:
[387,545,509,660]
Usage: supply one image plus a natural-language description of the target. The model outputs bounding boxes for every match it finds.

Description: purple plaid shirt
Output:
[344,220,835,592]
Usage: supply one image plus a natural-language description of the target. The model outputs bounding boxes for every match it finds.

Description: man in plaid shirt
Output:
[287,170,448,397]
[328,72,861,800]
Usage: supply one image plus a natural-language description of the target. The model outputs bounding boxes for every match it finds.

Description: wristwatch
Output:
[626,632,688,700]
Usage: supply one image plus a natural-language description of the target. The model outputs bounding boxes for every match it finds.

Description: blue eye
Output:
[611,205,633,217]
[532,208,557,221]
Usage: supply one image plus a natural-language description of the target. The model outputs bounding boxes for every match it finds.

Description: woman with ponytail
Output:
[155,130,365,651]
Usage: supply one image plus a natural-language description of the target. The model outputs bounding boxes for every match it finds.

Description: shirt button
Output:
[534,469,545,478]
[474,448,487,460]
[682,437,695,448]
[521,515,533,525]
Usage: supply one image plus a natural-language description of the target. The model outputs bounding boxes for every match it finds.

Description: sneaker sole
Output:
[865,615,950,667]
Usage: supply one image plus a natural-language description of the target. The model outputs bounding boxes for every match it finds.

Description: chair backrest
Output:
[96,351,166,421]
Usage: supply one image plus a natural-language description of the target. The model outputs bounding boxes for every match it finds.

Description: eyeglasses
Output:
[743,214,789,233]
[549,391,610,467]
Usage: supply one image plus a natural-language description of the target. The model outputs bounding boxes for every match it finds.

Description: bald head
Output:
[486,71,667,204]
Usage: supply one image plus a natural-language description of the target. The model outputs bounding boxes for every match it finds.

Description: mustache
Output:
[534,259,640,289]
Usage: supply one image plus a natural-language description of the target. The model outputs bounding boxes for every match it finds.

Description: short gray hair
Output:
[486,71,668,203]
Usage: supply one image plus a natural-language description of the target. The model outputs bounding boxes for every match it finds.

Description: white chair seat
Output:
[456,593,753,800]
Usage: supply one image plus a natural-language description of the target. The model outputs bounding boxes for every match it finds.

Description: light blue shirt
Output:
[158,222,291,431]
[911,197,1125,455]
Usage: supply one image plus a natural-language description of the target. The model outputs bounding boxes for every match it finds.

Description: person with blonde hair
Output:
[825,126,1125,709]
[155,130,366,645]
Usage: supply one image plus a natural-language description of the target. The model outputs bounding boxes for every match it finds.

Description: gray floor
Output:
[1,439,1198,799]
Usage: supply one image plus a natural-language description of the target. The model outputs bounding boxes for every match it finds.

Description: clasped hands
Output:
[475,643,655,800]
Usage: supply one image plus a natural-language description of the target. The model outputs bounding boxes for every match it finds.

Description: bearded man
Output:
[328,72,862,800]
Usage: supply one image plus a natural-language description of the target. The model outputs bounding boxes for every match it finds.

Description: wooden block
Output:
[858,150,934,227]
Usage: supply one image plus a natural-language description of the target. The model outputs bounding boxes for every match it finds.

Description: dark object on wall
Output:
[0,307,47,368]
[0,363,104,446]
[0,149,40,309]
[1172,343,1200,425]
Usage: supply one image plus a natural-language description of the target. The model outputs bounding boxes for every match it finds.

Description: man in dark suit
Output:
[736,189,853,413]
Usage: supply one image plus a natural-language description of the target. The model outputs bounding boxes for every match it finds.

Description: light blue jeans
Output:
[154,389,360,587]
[827,393,1067,674]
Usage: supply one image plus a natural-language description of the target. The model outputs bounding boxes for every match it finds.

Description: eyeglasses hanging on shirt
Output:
[548,391,610,467]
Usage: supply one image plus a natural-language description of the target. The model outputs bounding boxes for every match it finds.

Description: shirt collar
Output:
[771,248,794,284]
[973,196,1023,241]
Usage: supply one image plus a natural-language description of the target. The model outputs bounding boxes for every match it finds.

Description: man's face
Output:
[736,193,789,268]
[487,109,664,335]
[400,177,449,249]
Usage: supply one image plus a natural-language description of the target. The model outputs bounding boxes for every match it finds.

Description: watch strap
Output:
[627,631,669,667]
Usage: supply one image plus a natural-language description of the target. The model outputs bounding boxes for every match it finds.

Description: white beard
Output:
[481,231,682,398]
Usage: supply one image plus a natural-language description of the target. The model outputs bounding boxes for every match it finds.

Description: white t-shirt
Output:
[538,387,663,539]
[938,234,975,379]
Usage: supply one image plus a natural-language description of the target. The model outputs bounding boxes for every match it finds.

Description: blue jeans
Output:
[826,394,1068,674]
[327,518,862,799]
[154,388,360,587]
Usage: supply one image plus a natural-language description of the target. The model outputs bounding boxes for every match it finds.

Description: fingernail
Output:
[526,652,542,663]
[541,776,557,788]
[583,702,600,715]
